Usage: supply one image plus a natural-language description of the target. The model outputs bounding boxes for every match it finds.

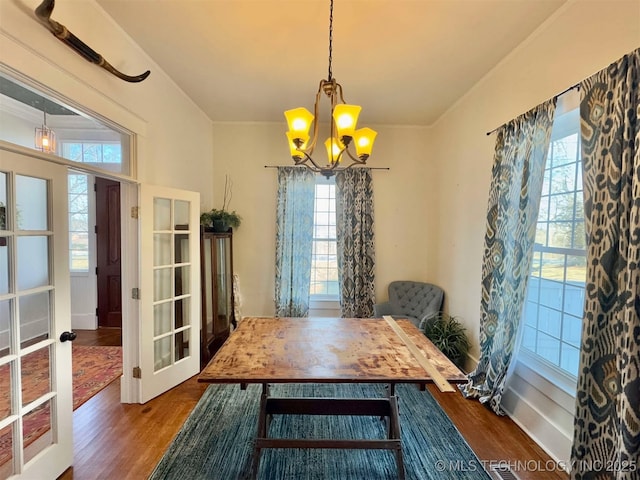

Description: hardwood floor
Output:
[73,328,122,347]
[59,330,569,480]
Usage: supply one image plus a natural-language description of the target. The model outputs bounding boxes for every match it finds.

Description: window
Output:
[68,173,89,272]
[521,107,585,380]
[310,176,339,298]
[61,142,122,165]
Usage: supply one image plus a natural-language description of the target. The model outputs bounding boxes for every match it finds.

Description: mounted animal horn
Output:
[34,0,150,83]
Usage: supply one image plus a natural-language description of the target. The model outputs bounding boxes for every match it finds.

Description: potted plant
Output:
[200,208,241,232]
[423,312,470,369]
[200,175,242,232]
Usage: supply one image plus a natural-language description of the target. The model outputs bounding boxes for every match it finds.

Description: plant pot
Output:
[212,219,230,233]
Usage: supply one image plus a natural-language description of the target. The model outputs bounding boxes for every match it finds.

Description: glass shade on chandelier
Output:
[35,111,56,154]
[283,0,377,178]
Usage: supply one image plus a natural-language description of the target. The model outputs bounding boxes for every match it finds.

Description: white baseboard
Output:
[71,313,97,330]
[501,387,573,472]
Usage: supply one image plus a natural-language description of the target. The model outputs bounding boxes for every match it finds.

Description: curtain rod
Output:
[264,165,390,172]
[485,83,581,136]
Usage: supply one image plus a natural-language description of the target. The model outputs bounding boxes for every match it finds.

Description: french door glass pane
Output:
[154,337,171,371]
[153,233,171,266]
[0,171,6,230]
[19,291,51,349]
[175,234,189,263]
[0,242,8,294]
[0,361,10,419]
[175,330,189,361]
[153,268,172,302]
[22,399,53,463]
[16,175,48,231]
[21,345,51,405]
[17,236,50,290]
[175,266,190,296]
[153,302,172,336]
[153,198,171,231]
[174,200,189,228]
[0,423,14,477]
[174,298,190,329]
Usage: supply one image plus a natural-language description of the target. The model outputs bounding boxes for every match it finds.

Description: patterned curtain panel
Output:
[335,168,376,318]
[460,99,556,414]
[571,48,640,480]
[274,167,315,317]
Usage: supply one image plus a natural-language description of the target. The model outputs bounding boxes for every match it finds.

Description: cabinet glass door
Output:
[214,237,231,336]
[202,236,214,345]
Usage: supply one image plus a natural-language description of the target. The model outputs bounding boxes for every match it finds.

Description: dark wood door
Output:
[96,177,122,328]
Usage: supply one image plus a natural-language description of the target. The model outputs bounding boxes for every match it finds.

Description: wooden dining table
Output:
[198,316,467,479]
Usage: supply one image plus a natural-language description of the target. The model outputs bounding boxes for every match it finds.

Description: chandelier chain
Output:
[283,0,377,178]
[328,0,333,81]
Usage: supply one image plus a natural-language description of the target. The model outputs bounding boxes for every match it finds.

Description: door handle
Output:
[60,331,77,342]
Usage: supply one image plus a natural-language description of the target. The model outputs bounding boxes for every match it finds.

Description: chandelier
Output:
[284,0,377,178]
[35,110,56,154]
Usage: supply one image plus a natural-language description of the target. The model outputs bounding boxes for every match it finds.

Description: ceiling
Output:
[96,0,567,126]
[0,76,77,115]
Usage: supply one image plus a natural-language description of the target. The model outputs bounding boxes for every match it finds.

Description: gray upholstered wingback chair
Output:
[373,281,444,330]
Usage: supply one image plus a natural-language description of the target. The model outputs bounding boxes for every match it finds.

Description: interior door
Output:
[95,177,122,328]
[0,148,72,479]
[139,184,200,403]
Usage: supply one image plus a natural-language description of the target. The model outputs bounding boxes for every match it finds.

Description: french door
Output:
[0,148,72,479]
[139,184,200,403]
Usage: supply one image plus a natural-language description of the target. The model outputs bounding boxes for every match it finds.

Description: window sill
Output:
[309,296,340,317]
[517,348,578,398]
[309,296,340,306]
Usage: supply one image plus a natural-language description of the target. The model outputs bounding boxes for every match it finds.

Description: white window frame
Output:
[518,106,584,395]
[60,140,123,165]
[68,172,93,275]
[309,176,340,312]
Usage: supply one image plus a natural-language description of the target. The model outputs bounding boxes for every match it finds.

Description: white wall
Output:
[429,0,639,464]
[0,109,35,149]
[211,122,433,318]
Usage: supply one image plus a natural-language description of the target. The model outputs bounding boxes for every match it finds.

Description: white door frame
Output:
[119,180,140,404]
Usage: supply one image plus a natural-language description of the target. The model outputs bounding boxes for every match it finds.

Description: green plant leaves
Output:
[423,312,470,369]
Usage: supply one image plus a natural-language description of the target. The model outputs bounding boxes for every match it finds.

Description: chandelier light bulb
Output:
[325,137,343,163]
[353,128,377,159]
[333,104,361,139]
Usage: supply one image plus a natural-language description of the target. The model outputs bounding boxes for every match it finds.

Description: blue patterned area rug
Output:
[149,383,491,480]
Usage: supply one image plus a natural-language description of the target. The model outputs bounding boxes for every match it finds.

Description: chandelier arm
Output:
[298,149,329,172]
[330,85,338,161]
[343,146,368,165]
[335,82,347,104]
[303,79,329,155]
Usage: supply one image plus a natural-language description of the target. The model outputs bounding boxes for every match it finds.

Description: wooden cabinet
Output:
[200,229,235,367]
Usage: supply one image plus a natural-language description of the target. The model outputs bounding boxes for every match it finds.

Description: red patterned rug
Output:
[0,344,122,467]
